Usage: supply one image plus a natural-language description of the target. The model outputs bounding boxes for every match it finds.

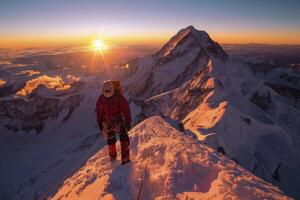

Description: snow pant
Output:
[103,121,130,160]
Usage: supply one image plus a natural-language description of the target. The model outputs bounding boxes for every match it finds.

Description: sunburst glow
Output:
[92,39,107,51]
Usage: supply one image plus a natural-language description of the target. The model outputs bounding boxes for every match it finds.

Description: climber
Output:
[96,80,132,164]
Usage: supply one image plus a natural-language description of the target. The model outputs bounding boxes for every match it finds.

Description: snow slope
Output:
[51,116,290,200]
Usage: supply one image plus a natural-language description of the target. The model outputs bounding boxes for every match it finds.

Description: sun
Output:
[92,39,106,51]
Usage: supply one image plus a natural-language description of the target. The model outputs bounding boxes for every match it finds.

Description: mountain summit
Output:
[155,25,228,63]
[124,26,228,99]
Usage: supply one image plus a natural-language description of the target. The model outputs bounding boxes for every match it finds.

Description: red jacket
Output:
[96,93,131,124]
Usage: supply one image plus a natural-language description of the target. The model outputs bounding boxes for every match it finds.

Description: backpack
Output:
[111,80,123,94]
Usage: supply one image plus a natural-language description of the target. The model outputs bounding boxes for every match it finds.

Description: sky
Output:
[0,0,300,48]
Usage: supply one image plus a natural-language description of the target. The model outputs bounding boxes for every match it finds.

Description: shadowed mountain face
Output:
[0,26,299,199]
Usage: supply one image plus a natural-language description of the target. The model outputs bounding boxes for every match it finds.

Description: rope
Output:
[38,134,101,200]
[136,158,150,200]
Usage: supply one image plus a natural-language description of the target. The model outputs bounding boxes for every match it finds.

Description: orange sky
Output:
[1,30,300,49]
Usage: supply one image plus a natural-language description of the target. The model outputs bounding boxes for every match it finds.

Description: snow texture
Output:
[52,116,290,200]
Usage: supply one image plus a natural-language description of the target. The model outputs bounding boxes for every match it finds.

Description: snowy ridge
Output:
[51,116,290,200]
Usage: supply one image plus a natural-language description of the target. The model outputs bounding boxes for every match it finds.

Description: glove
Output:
[125,122,131,132]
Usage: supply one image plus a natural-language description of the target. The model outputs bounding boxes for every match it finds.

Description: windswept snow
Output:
[51,116,290,200]
[16,75,71,96]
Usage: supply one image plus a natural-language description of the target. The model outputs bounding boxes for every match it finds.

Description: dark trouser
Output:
[106,124,130,160]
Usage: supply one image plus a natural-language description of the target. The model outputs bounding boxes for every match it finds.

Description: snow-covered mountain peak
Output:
[120,25,300,199]
[124,26,228,99]
[154,25,228,63]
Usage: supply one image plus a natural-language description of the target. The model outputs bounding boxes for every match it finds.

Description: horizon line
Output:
[1,42,300,50]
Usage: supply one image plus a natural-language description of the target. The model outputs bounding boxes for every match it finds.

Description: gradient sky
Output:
[1,0,300,48]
